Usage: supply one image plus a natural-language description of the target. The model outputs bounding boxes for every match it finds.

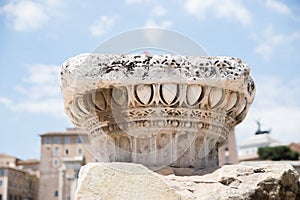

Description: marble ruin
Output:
[61,54,255,170]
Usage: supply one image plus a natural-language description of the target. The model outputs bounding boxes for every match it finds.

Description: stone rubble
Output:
[75,162,300,200]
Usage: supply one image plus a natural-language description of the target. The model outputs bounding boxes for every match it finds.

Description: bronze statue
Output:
[255,120,271,135]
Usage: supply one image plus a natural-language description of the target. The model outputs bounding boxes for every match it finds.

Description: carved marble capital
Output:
[61,54,255,169]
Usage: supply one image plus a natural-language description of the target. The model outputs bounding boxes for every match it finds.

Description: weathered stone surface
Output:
[75,162,182,200]
[75,162,300,200]
[61,54,256,169]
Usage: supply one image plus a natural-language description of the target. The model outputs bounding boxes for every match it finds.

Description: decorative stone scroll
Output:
[61,54,255,170]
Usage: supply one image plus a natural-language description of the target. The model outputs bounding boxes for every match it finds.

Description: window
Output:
[0,169,4,176]
[65,149,69,155]
[64,137,70,144]
[53,147,59,156]
[225,155,230,164]
[53,159,59,167]
[0,194,2,200]
[0,180,3,186]
[45,137,51,144]
[54,137,60,144]
[78,148,82,155]
[77,137,82,143]
[54,190,59,197]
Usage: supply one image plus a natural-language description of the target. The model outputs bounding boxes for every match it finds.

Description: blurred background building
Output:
[39,128,93,200]
[0,154,39,200]
[239,134,282,161]
[218,128,238,166]
[239,121,281,161]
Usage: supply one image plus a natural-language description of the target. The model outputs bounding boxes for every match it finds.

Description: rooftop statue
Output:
[255,120,271,135]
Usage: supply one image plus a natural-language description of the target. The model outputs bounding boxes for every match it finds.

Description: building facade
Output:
[0,155,39,200]
[239,134,282,161]
[289,143,300,160]
[218,128,238,165]
[39,128,94,200]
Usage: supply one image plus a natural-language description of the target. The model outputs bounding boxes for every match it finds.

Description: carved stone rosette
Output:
[61,54,255,170]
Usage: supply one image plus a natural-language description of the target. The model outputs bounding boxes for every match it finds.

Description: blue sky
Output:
[0,0,300,160]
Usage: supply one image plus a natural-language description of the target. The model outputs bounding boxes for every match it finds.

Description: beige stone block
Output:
[75,162,300,200]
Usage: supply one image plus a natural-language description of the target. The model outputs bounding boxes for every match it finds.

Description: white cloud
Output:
[0,97,12,106]
[24,64,58,84]
[14,64,60,100]
[1,0,48,31]
[143,18,173,44]
[252,26,300,61]
[151,5,167,17]
[144,18,172,29]
[90,15,119,36]
[265,0,292,15]
[146,4,171,28]
[143,4,173,45]
[236,76,300,147]
[184,0,252,26]
[125,0,151,4]
[45,0,64,8]
[0,0,66,32]
[0,64,65,118]
[11,98,64,116]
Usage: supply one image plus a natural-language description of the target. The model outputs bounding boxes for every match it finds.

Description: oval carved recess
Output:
[209,87,224,109]
[77,96,89,114]
[186,85,203,106]
[226,92,238,111]
[85,93,96,113]
[93,90,106,111]
[112,87,128,107]
[69,100,83,120]
[160,83,178,105]
[134,84,154,105]
[235,96,247,116]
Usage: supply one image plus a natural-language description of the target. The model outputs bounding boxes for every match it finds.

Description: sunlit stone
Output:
[61,54,255,170]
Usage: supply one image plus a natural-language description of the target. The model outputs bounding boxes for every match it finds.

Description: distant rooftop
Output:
[40,127,88,136]
[0,153,20,160]
[239,134,282,148]
[17,159,39,165]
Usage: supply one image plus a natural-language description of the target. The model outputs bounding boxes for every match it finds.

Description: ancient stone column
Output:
[61,54,255,170]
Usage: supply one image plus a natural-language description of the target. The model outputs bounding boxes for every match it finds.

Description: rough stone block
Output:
[75,162,300,200]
